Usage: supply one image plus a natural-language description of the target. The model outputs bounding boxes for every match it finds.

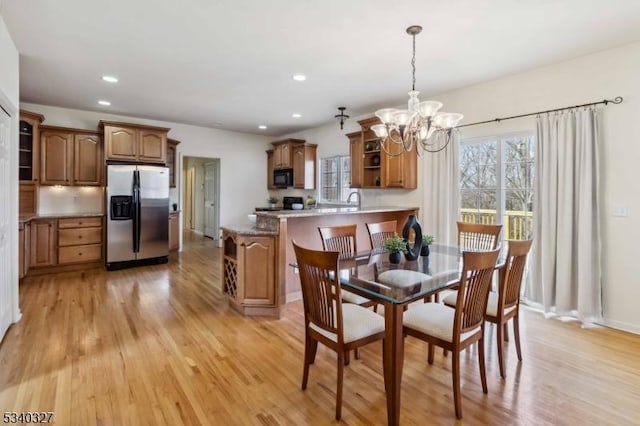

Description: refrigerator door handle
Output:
[133,170,141,253]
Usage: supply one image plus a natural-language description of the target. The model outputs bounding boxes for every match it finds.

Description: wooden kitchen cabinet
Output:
[40,126,102,186]
[169,212,179,251]
[222,230,278,317]
[19,226,24,279]
[19,182,38,215]
[271,138,304,169]
[30,219,57,268]
[292,143,317,189]
[19,110,44,182]
[347,131,363,188]
[167,139,180,188]
[348,117,417,189]
[101,121,169,164]
[57,217,103,265]
[266,149,276,190]
[40,128,73,185]
[74,133,102,185]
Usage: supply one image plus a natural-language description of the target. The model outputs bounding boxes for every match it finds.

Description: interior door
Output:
[203,162,219,239]
[0,106,14,341]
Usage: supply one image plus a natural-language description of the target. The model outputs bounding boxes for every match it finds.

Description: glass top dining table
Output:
[296,244,502,426]
[337,244,464,305]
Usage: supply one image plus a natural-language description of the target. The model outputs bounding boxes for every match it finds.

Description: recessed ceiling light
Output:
[98,100,111,106]
[292,74,306,81]
[258,125,268,130]
[102,75,118,83]
[292,113,302,118]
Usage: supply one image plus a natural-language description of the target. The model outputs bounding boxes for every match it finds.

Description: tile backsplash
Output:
[39,186,104,214]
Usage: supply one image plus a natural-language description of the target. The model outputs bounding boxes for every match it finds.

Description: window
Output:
[459,134,535,240]
[320,155,351,203]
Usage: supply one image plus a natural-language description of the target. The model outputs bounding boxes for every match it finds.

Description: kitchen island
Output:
[222,206,418,317]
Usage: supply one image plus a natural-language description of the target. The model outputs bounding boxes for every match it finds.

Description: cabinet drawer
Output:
[58,227,102,246]
[58,217,102,228]
[58,244,102,264]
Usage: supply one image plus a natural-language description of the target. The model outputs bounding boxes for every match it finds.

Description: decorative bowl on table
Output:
[291,203,304,210]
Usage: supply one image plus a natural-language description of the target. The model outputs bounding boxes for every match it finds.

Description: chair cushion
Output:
[309,303,385,344]
[442,290,458,307]
[377,270,431,287]
[486,292,517,317]
[341,289,373,305]
[443,291,517,317]
[403,303,479,343]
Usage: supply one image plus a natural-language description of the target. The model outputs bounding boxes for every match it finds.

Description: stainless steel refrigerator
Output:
[106,164,169,270]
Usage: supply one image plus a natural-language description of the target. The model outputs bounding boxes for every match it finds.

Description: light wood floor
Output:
[2,231,640,425]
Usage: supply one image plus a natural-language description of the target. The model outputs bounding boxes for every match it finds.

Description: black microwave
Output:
[274,168,293,187]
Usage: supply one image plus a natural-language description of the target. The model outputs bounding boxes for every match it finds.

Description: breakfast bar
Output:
[222,206,418,318]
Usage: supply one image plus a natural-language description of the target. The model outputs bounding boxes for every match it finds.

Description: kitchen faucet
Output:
[346,191,361,209]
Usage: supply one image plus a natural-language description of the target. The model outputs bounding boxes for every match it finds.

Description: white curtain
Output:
[422,132,460,246]
[529,107,602,323]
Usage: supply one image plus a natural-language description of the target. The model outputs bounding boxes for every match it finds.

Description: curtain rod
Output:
[455,96,623,129]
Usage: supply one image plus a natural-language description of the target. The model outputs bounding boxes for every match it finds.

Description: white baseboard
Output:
[599,318,640,335]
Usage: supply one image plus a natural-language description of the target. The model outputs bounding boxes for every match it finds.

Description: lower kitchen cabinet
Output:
[57,217,103,264]
[30,219,56,267]
[23,215,104,275]
[222,229,278,317]
[169,212,179,252]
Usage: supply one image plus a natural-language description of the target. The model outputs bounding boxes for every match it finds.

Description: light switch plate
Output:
[612,206,628,217]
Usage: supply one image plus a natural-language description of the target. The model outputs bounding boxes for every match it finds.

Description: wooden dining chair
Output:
[292,241,385,421]
[403,249,500,419]
[457,221,502,251]
[318,225,378,311]
[366,220,397,253]
[444,240,533,378]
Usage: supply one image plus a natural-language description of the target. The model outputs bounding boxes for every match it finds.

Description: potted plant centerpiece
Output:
[383,234,406,264]
[267,196,279,209]
[421,234,435,256]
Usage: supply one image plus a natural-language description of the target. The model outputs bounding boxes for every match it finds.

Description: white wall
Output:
[20,103,272,227]
[0,14,20,330]
[38,186,103,215]
[286,41,640,333]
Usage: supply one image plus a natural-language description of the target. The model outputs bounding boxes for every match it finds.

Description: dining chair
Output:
[457,221,502,251]
[292,241,385,421]
[366,220,398,253]
[443,239,533,378]
[318,225,378,311]
[403,249,500,419]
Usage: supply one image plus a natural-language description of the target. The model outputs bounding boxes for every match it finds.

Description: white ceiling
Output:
[2,0,640,136]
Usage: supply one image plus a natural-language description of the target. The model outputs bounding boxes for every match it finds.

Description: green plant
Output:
[423,234,435,245]
[267,196,279,204]
[383,234,406,252]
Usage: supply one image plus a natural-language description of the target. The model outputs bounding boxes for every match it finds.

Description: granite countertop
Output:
[221,224,278,236]
[19,212,105,223]
[254,206,418,219]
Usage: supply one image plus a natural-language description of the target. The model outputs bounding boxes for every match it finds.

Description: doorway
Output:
[182,156,220,241]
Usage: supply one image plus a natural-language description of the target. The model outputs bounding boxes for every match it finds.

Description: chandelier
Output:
[371,25,463,155]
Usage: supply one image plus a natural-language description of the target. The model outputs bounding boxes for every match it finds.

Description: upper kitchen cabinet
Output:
[266,150,276,190]
[272,138,304,169]
[348,117,417,189]
[19,110,44,182]
[40,126,102,186]
[101,121,169,164]
[292,144,317,189]
[167,138,180,188]
[74,133,102,185]
[347,131,363,188]
[40,127,73,185]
